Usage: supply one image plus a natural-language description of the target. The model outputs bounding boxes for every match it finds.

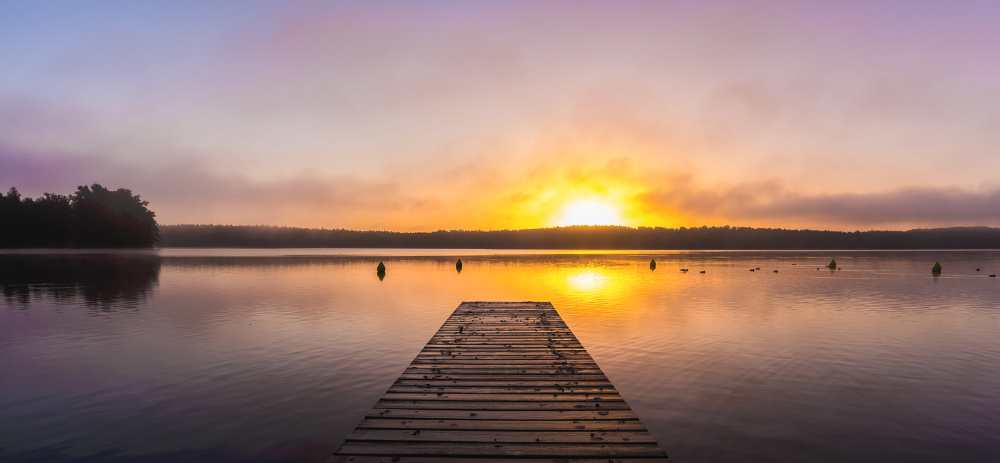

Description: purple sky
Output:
[3,1,1000,231]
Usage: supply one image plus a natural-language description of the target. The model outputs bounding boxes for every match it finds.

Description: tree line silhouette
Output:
[160,224,1000,250]
[1,184,159,248]
[7,182,994,250]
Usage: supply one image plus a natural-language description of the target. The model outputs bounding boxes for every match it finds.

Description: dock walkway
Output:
[330,301,671,462]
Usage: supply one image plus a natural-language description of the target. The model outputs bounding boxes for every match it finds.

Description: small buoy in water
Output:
[976,268,980,271]
[456,259,463,271]
[932,262,942,274]
[650,259,656,270]
[828,259,837,269]
[376,261,386,274]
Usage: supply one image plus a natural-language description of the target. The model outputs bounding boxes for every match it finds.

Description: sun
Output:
[556,199,623,226]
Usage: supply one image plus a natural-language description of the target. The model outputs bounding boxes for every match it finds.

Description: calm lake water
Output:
[2,249,999,463]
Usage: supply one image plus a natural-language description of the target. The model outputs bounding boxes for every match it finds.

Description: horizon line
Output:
[160,223,1000,234]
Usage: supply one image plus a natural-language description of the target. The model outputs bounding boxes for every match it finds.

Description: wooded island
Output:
[1,184,159,248]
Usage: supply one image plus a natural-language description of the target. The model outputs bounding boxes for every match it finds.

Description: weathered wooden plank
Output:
[437,328,575,332]
[439,320,565,324]
[403,367,604,374]
[419,347,587,352]
[353,419,649,431]
[438,328,574,331]
[331,302,670,462]
[423,343,585,348]
[335,442,669,457]
[380,393,623,401]
[405,363,598,369]
[418,352,588,357]
[406,361,600,367]
[414,358,594,363]
[423,343,583,347]
[438,329,578,332]
[345,429,660,443]
[330,458,670,463]
[439,336,576,339]
[398,374,611,381]
[366,409,639,420]
[427,341,582,345]
[434,336,572,339]
[424,345,584,349]
[413,357,591,362]
[419,351,588,356]
[373,400,631,411]
[437,325,574,329]
[416,351,594,356]
[409,361,599,367]
[413,356,596,362]
[392,380,615,387]
[387,386,616,394]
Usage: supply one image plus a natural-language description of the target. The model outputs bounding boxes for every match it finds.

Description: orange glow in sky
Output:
[556,199,623,226]
[6,2,1000,231]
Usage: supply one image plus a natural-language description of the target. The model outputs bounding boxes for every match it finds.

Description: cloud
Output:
[0,97,102,152]
[7,2,1000,231]
[0,147,443,230]
[639,179,1000,230]
[5,141,1000,232]
[0,146,95,189]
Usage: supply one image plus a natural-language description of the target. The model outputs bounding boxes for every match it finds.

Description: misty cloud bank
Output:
[5,2,1000,230]
[640,181,1000,230]
[5,147,1000,231]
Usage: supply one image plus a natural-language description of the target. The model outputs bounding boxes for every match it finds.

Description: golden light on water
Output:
[564,269,612,292]
[556,199,624,226]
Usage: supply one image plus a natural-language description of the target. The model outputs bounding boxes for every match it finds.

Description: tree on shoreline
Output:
[0,184,159,248]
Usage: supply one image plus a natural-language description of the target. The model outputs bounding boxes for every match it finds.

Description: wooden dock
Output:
[329,301,672,462]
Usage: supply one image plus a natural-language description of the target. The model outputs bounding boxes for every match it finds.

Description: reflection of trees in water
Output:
[0,254,160,310]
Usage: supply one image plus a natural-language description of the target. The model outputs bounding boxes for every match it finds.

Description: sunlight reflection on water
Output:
[1,250,999,462]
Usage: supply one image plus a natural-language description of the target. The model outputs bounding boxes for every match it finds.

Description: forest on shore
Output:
[5,183,998,250]
[160,224,1000,250]
[1,185,159,248]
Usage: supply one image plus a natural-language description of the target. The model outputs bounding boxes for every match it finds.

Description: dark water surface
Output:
[2,249,999,462]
